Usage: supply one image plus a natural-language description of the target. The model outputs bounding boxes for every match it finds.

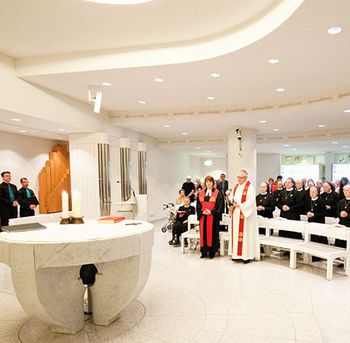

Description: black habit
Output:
[256,193,275,234]
[306,197,328,244]
[0,182,18,227]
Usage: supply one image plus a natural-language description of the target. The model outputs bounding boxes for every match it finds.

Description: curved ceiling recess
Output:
[15,0,304,76]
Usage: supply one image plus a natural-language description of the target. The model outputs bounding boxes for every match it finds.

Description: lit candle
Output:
[72,191,82,218]
[61,191,69,219]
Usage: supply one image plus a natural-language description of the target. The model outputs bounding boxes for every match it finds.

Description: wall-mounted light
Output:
[88,86,103,113]
[204,160,213,167]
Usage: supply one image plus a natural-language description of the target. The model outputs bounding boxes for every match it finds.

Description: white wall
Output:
[0,131,57,195]
[147,145,201,221]
[257,153,281,185]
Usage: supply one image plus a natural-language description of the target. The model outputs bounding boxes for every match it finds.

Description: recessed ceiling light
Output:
[154,78,164,83]
[273,128,280,132]
[318,124,326,128]
[344,109,350,113]
[138,100,146,104]
[86,0,152,4]
[332,141,339,144]
[101,82,111,87]
[276,88,285,92]
[182,132,188,136]
[342,145,349,148]
[57,136,63,140]
[210,73,221,78]
[206,150,211,153]
[283,144,290,147]
[195,147,201,150]
[204,160,213,167]
[259,120,267,124]
[328,26,342,35]
[18,129,27,133]
[163,124,170,128]
[207,96,215,101]
[11,118,21,122]
[57,128,65,131]
[268,58,280,64]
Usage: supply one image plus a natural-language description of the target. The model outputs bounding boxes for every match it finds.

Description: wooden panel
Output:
[38,144,71,214]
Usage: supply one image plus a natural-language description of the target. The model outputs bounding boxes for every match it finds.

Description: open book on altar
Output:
[97,216,125,224]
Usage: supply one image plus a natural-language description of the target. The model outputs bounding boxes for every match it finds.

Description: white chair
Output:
[181,214,199,254]
[290,223,350,280]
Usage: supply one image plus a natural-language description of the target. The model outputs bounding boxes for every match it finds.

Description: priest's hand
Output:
[340,211,348,218]
[12,201,19,207]
[282,205,290,211]
[326,205,331,210]
[307,211,314,218]
[257,206,264,211]
[203,209,211,215]
[234,203,240,209]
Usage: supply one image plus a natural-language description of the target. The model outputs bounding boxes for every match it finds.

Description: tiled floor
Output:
[1,219,350,342]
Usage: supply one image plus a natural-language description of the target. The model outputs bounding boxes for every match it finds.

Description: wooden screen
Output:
[38,144,71,214]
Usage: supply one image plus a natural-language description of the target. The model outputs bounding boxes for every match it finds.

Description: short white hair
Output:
[344,185,350,191]
[239,169,248,177]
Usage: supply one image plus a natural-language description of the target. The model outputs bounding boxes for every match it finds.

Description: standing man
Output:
[217,173,229,197]
[0,171,19,228]
[228,169,260,263]
[18,177,39,217]
[182,175,195,203]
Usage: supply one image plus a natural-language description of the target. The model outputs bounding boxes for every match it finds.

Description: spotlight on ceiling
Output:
[88,86,103,113]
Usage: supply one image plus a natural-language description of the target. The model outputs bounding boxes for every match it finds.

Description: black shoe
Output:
[200,253,207,258]
[243,260,251,264]
[173,239,180,246]
[209,252,215,259]
[168,239,175,245]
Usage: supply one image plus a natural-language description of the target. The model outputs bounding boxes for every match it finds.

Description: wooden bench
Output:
[290,222,350,280]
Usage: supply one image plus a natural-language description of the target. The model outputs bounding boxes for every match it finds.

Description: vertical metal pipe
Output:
[98,143,111,216]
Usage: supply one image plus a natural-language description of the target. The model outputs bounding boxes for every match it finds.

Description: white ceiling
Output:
[0,0,349,156]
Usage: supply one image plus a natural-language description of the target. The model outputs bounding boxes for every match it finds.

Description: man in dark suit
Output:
[0,171,19,228]
[217,173,229,197]
[18,177,39,217]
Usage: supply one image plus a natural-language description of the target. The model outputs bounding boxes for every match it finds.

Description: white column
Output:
[325,152,334,181]
[227,128,257,188]
[69,132,109,219]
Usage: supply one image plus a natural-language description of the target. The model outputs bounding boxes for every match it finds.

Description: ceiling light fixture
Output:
[163,124,170,128]
[195,147,201,150]
[182,132,188,136]
[57,128,65,132]
[273,128,280,132]
[283,144,290,147]
[206,150,211,153]
[19,129,27,133]
[344,109,350,113]
[11,118,21,122]
[86,0,152,5]
[204,160,213,167]
[318,124,326,128]
[88,86,103,113]
[328,26,342,35]
[332,141,339,144]
[210,73,221,78]
[138,100,146,104]
[259,120,267,124]
[268,58,279,64]
[101,82,112,87]
[207,96,215,100]
[276,88,285,92]
[154,78,164,83]
[343,145,349,148]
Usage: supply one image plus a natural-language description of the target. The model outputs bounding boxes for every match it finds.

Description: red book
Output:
[97,216,125,224]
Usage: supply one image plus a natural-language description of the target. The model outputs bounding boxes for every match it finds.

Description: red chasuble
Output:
[198,189,219,247]
[232,181,251,256]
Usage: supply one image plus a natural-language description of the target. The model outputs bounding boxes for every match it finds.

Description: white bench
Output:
[290,223,350,280]
[182,214,230,254]
[259,218,305,253]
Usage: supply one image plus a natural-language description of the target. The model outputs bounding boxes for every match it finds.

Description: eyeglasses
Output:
[237,176,246,179]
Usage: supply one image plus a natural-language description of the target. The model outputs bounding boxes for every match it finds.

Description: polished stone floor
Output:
[1,220,350,342]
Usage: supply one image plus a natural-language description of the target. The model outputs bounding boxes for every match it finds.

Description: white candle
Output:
[61,191,69,219]
[72,191,82,218]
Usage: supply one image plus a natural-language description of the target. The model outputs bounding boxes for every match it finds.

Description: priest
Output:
[228,169,260,263]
